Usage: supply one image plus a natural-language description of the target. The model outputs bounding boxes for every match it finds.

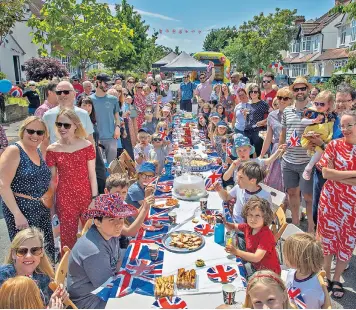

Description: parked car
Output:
[308,76,331,85]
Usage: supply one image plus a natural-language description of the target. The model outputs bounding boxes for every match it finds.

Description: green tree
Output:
[224,8,297,76]
[104,0,150,71]
[174,46,180,55]
[0,0,27,42]
[203,27,238,52]
[28,0,133,78]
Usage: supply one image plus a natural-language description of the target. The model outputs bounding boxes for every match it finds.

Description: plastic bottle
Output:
[214,217,225,245]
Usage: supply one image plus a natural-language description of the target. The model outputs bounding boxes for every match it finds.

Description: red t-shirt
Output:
[237,223,281,275]
[261,89,277,109]
[73,83,84,98]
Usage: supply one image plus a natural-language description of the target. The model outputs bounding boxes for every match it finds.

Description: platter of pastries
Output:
[177,268,197,290]
[154,275,175,298]
[162,230,205,253]
[154,198,179,210]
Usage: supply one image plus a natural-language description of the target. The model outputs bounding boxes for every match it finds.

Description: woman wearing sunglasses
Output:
[0,227,68,307]
[0,116,55,261]
[46,108,98,252]
[260,87,293,192]
[134,82,146,130]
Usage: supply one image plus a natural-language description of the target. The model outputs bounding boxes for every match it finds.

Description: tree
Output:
[174,46,180,55]
[203,27,238,52]
[28,0,133,78]
[0,0,27,42]
[23,57,69,81]
[224,8,297,76]
[104,0,150,71]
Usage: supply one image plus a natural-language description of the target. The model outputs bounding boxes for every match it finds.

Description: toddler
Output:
[141,106,159,135]
[133,128,153,170]
[283,233,326,308]
[212,120,229,158]
[301,90,336,180]
[148,133,172,174]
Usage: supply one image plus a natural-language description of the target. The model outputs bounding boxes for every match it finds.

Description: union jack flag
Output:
[207,265,238,283]
[222,201,234,223]
[226,141,233,157]
[194,223,214,235]
[152,296,188,309]
[205,166,223,191]
[158,127,168,141]
[287,129,301,148]
[288,287,307,309]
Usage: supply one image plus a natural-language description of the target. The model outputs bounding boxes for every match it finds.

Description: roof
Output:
[283,52,319,64]
[300,11,341,36]
[160,51,208,72]
[315,48,349,61]
[152,52,178,68]
[28,0,43,18]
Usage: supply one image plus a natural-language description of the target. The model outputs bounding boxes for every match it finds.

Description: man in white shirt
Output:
[41,81,94,156]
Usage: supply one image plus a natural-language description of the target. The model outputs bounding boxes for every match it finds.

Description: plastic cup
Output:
[148,243,159,261]
[222,284,236,305]
[168,211,177,225]
[200,198,208,211]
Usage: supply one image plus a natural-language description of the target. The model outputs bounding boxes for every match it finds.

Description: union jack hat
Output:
[82,193,138,220]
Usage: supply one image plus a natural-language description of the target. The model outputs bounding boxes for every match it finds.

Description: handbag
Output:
[14,188,55,209]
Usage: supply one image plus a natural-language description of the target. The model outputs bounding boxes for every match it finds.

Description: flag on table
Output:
[205,166,223,191]
[287,129,301,148]
[152,297,187,309]
[288,287,307,309]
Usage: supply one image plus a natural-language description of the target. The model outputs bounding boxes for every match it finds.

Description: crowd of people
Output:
[0,67,355,309]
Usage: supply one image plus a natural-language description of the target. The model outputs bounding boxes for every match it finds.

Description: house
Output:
[0,0,51,84]
[283,0,352,78]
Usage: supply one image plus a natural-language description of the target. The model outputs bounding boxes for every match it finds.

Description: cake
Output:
[173,174,207,200]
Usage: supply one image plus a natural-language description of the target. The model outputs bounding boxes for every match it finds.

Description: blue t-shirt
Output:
[332,115,343,139]
[90,94,120,140]
[0,264,52,306]
[180,82,196,101]
[126,181,145,209]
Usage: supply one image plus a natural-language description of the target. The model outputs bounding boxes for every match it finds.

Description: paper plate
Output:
[207,265,238,283]
[194,224,214,236]
[152,296,187,309]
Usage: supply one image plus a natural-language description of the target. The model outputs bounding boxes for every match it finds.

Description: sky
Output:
[105,0,337,53]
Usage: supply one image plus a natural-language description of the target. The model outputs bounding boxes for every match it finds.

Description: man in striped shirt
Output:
[279,77,314,232]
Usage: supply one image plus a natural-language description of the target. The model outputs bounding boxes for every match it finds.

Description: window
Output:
[291,64,307,77]
[302,37,311,51]
[351,20,356,42]
[313,36,320,51]
[291,40,300,53]
[334,59,348,70]
[60,56,76,74]
[340,26,346,45]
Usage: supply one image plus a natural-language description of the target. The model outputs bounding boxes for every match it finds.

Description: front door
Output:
[13,55,21,84]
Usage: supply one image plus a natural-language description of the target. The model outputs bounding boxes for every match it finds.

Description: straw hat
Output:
[289,76,312,91]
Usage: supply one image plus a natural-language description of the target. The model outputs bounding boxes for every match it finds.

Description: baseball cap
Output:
[96,73,111,83]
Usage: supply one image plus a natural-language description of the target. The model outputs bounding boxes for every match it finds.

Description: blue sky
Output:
[106,0,337,53]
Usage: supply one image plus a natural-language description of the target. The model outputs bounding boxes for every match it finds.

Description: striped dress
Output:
[316,138,356,262]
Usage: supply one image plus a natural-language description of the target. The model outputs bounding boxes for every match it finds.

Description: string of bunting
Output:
[152,28,238,35]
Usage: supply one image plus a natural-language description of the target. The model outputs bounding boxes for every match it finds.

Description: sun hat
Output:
[233,134,255,155]
[217,120,228,127]
[209,112,220,118]
[289,76,311,91]
[82,193,138,220]
[138,162,156,174]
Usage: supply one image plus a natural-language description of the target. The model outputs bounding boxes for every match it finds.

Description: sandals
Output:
[331,281,345,299]
[326,278,332,292]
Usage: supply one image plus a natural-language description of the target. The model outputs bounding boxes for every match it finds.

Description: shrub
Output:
[24,57,69,82]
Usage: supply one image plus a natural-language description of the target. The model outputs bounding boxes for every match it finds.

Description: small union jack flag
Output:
[288,287,307,309]
[158,127,168,141]
[152,296,187,309]
[287,129,301,148]
[205,166,223,191]
[207,265,238,283]
[226,141,233,157]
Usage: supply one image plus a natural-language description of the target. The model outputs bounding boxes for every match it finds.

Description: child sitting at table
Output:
[134,128,153,170]
[169,100,177,115]
[223,196,280,276]
[212,120,229,158]
[155,121,171,141]
[208,112,221,140]
[223,134,285,183]
[148,133,172,174]
[201,102,212,118]
[215,161,272,223]
[141,106,159,135]
[160,105,172,124]
[283,233,327,308]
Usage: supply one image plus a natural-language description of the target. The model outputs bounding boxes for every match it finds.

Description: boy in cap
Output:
[67,192,154,309]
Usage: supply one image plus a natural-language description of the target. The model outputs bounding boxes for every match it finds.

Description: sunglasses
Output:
[55,122,72,129]
[145,110,153,114]
[277,96,291,102]
[136,86,143,89]
[314,102,326,107]
[25,129,45,136]
[339,123,356,130]
[153,138,162,142]
[262,80,272,84]
[123,94,128,97]
[293,87,307,92]
[15,246,43,257]
[128,81,134,84]
[55,90,71,95]
[29,84,36,87]
[249,90,259,94]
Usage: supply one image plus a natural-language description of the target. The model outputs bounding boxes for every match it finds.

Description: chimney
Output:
[335,0,350,6]
[294,16,306,25]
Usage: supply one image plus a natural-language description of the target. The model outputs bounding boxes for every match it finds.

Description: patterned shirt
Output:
[245,100,269,131]
[0,264,52,305]
[267,109,283,144]
[34,100,57,119]
[0,125,8,149]
[282,105,310,164]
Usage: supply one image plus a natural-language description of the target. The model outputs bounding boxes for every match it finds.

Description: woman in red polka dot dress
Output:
[46,109,98,251]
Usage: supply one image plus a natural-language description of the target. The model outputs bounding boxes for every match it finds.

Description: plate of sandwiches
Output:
[162,230,205,253]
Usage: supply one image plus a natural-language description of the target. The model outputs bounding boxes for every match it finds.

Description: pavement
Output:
[0,115,355,308]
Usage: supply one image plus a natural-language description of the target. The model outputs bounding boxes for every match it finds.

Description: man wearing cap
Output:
[67,193,154,309]
[90,73,121,164]
[23,81,40,115]
[178,74,196,112]
[196,62,216,103]
[279,76,314,232]
[41,81,94,155]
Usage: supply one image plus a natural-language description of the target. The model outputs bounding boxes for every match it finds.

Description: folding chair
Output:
[272,206,288,242]
[108,158,127,175]
[317,270,332,309]
[48,246,77,309]
[119,150,136,178]
[260,183,286,214]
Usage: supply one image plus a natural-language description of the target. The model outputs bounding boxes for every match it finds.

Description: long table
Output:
[105,138,247,308]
